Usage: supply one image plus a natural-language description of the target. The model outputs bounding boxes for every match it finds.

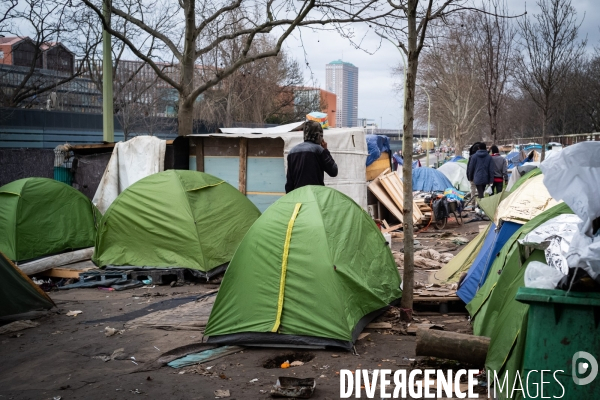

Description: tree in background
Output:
[0,0,98,108]
[473,0,517,143]
[80,0,393,136]
[516,0,586,160]
[418,16,486,153]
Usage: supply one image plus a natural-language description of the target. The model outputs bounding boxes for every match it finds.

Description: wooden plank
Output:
[368,177,404,223]
[382,220,390,229]
[41,266,96,279]
[17,248,94,275]
[239,138,248,194]
[382,224,402,234]
[195,137,204,172]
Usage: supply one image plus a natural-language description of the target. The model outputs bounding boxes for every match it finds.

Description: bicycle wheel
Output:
[434,217,447,230]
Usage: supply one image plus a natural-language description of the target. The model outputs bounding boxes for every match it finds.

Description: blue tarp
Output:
[456,221,522,303]
[366,135,391,166]
[412,167,453,192]
[448,156,465,163]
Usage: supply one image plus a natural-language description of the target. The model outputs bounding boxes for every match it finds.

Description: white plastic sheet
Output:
[524,261,565,289]
[541,142,600,282]
[92,136,166,214]
[519,214,582,274]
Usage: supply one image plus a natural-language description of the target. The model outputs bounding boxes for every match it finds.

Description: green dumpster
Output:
[516,287,600,399]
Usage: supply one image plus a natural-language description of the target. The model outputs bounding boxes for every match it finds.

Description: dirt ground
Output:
[1,215,487,400]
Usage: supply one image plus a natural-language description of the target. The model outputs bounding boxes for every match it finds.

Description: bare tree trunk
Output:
[399,0,419,320]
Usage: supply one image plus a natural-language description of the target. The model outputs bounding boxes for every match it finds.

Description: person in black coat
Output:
[467,142,495,198]
[285,121,338,193]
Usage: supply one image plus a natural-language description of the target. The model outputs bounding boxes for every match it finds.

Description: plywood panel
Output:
[247,194,284,212]
[247,157,286,193]
[203,137,239,157]
[204,157,239,188]
[247,138,285,157]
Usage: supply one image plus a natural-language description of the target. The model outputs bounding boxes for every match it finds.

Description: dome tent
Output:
[93,170,261,277]
[205,185,402,350]
[437,162,469,192]
[0,178,98,262]
[412,167,453,192]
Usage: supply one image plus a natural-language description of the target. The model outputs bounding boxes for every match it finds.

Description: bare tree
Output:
[0,0,99,108]
[419,17,486,152]
[0,0,17,34]
[516,0,586,160]
[80,0,394,136]
[474,0,516,142]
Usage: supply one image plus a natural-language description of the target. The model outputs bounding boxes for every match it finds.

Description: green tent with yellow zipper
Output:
[205,185,402,350]
[93,170,260,277]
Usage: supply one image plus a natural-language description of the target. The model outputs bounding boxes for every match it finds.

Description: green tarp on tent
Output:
[466,203,573,399]
[0,178,98,262]
[0,251,54,317]
[205,185,402,350]
[93,170,261,276]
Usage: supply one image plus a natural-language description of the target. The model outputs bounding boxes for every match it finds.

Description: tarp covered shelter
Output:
[205,185,402,350]
[0,178,98,262]
[447,156,465,162]
[366,134,391,166]
[466,203,573,399]
[437,162,469,192]
[93,170,261,277]
[0,251,54,317]
[412,167,453,192]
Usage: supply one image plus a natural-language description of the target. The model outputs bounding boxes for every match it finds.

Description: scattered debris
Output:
[366,322,392,329]
[92,355,111,362]
[249,378,259,383]
[65,310,83,317]
[271,377,316,398]
[290,361,304,367]
[281,361,290,369]
[104,326,124,337]
[214,389,230,398]
[0,320,39,335]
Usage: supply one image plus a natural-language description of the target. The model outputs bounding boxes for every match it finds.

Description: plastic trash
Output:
[519,214,581,274]
[524,261,564,289]
[541,142,600,284]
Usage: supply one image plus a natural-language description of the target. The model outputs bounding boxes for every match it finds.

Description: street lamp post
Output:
[417,84,431,167]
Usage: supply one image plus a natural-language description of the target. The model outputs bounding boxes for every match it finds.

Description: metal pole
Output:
[102,0,114,142]
[417,84,431,167]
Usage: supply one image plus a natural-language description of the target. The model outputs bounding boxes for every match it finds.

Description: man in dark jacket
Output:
[285,121,338,193]
[467,142,494,198]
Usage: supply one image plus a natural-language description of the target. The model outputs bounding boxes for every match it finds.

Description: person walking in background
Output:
[490,145,508,194]
[467,142,495,199]
[466,142,483,199]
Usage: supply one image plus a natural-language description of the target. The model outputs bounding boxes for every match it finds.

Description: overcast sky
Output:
[283,0,598,129]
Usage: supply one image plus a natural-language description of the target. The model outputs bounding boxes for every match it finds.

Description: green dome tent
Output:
[205,185,402,350]
[93,170,261,277]
[0,178,98,262]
